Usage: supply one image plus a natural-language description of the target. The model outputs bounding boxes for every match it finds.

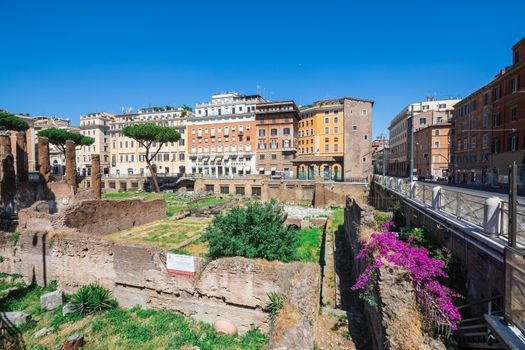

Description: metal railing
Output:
[374,174,525,246]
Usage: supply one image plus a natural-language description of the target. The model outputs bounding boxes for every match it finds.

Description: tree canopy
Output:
[0,111,30,131]
[37,127,94,154]
[122,123,180,192]
[203,200,299,262]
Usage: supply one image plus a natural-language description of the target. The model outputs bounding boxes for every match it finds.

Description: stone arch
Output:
[332,163,342,181]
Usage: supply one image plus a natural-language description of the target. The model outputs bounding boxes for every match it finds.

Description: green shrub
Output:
[204,199,298,262]
[70,284,117,316]
[265,291,285,319]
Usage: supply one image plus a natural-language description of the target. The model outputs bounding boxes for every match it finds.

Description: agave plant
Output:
[265,291,285,319]
[70,284,117,316]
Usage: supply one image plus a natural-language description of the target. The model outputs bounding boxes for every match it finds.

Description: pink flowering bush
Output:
[352,220,461,329]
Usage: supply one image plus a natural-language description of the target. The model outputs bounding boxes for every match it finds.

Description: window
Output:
[251,186,261,197]
[362,109,367,115]
[512,106,518,121]
[482,134,488,148]
[482,114,489,128]
[334,126,339,133]
[511,77,519,93]
[235,186,245,195]
[510,134,518,152]
[324,144,329,152]
[419,118,426,125]
[325,117,329,123]
[492,137,500,153]
[205,184,214,192]
[259,154,265,160]
[493,112,501,127]
[271,154,277,160]
[259,129,266,137]
[483,93,489,106]
[334,117,339,123]
[324,127,329,134]
[334,143,339,152]
[352,125,357,130]
[270,128,278,136]
[283,128,290,135]
[220,186,229,194]
[324,111,329,115]
[434,129,439,136]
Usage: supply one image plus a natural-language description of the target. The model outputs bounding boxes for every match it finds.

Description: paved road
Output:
[417,181,525,204]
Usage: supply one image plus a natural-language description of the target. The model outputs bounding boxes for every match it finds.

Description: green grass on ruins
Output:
[295,227,323,263]
[102,192,225,217]
[0,274,267,350]
[105,217,211,250]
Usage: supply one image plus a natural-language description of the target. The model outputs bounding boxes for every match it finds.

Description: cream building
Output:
[33,116,77,175]
[388,97,459,177]
[109,106,191,176]
[78,112,115,175]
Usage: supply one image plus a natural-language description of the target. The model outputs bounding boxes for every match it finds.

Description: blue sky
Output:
[1,0,524,138]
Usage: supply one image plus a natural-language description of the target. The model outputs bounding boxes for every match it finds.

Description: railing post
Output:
[484,197,503,236]
[509,162,518,247]
[432,186,441,210]
[456,192,461,218]
[397,179,402,192]
[410,181,416,199]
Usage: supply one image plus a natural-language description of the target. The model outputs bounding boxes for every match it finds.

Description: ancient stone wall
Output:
[344,198,443,350]
[4,230,320,336]
[194,175,367,207]
[18,198,166,235]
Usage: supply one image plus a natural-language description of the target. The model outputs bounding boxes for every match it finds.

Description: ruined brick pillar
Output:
[65,140,77,193]
[37,137,51,183]
[91,154,101,199]
[16,131,28,182]
[0,134,16,212]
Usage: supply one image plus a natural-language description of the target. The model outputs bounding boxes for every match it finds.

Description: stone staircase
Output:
[454,296,504,349]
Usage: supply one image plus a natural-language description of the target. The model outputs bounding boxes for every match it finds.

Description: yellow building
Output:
[294,97,373,182]
[296,101,345,180]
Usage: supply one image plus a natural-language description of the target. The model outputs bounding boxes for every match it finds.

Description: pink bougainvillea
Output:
[352,220,461,329]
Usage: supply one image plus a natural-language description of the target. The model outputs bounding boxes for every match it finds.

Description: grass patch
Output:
[103,192,226,217]
[0,276,267,349]
[295,227,323,262]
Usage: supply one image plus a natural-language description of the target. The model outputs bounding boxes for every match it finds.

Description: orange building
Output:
[294,97,373,181]
[414,122,451,180]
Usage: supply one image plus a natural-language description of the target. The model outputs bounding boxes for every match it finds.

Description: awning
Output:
[202,158,209,162]
[259,168,264,171]
[271,167,276,171]
[215,157,222,162]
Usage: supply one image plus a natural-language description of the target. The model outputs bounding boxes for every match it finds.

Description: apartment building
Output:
[33,116,78,175]
[452,37,525,186]
[372,138,389,175]
[413,114,452,180]
[78,112,115,175]
[109,106,190,176]
[294,97,373,181]
[254,101,299,178]
[187,92,264,177]
[388,98,459,177]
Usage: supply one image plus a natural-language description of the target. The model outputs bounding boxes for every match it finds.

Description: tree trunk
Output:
[147,160,161,193]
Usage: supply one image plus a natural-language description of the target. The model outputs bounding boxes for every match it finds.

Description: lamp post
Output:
[409,105,415,182]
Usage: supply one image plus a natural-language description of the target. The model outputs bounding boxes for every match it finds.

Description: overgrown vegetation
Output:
[204,199,299,262]
[0,275,267,349]
[69,284,118,316]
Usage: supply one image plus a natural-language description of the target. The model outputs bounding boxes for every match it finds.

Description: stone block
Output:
[1,311,31,326]
[33,327,53,338]
[62,302,74,316]
[63,332,84,350]
[40,290,64,311]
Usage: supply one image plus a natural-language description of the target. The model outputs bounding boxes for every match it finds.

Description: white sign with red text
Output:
[166,253,196,276]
